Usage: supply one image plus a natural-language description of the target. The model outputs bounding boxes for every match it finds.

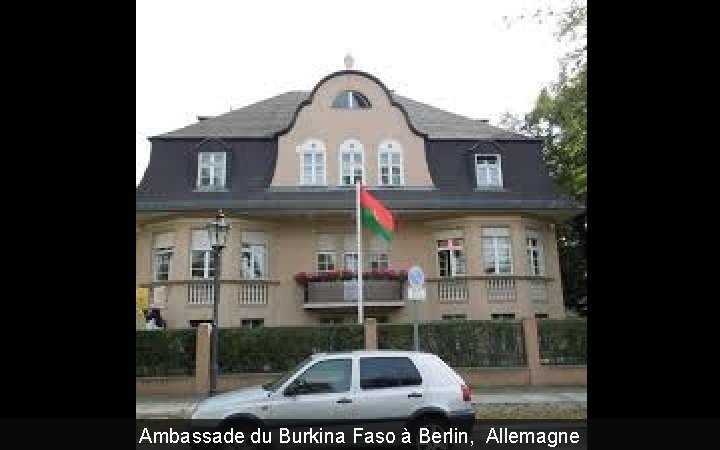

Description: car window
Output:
[291,358,352,395]
[360,357,422,390]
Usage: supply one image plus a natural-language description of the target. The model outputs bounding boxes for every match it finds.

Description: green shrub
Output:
[378,321,526,367]
[538,319,587,365]
[136,329,196,377]
[218,325,364,374]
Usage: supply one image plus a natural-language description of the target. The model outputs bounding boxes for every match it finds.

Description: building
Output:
[136,65,584,329]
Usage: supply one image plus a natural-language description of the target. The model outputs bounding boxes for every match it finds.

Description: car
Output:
[190,350,475,449]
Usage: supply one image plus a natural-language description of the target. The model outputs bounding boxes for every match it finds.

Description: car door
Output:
[269,357,355,426]
[353,356,425,423]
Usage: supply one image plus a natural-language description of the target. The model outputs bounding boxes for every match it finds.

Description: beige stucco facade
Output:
[271,74,433,188]
[136,212,565,329]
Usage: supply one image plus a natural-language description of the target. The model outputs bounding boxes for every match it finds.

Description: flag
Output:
[359,185,394,241]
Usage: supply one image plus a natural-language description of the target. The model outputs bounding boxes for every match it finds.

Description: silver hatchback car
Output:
[190,350,475,449]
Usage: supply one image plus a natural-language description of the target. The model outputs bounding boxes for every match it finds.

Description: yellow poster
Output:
[136,287,149,316]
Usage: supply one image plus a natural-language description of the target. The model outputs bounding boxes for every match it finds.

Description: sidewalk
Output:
[136,386,586,419]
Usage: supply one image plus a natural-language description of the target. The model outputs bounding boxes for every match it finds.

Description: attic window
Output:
[332,90,371,109]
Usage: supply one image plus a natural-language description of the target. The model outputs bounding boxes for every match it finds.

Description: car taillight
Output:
[461,384,472,402]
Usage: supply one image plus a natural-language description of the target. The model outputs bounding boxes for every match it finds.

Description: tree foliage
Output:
[502,1,587,315]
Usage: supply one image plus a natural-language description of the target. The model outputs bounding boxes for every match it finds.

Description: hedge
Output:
[218,325,364,374]
[378,321,526,367]
[538,319,587,365]
[136,329,196,376]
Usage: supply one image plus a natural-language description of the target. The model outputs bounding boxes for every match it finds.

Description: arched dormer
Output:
[270,70,434,188]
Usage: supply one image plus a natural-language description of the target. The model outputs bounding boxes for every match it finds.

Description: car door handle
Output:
[337,398,353,404]
[408,392,423,398]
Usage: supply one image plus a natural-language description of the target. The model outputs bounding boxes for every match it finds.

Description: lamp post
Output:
[206,210,230,396]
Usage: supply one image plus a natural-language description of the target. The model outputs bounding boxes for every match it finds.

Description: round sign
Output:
[407,266,425,287]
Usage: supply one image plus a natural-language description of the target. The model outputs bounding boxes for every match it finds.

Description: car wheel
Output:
[412,416,452,450]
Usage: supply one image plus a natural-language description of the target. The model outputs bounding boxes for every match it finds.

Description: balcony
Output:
[302,279,405,309]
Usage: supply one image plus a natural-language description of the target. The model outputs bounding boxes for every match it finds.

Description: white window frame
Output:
[298,140,326,186]
[241,318,264,329]
[475,154,503,188]
[333,91,371,109]
[378,140,404,186]
[191,230,215,279]
[241,243,267,279]
[436,238,467,277]
[316,251,336,271]
[482,227,513,275]
[526,229,545,276]
[339,139,365,186]
[368,252,389,269]
[197,151,227,189]
[153,247,173,281]
[343,252,358,271]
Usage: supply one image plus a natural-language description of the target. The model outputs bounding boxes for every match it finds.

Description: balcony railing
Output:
[486,277,517,303]
[437,278,469,302]
[240,281,269,305]
[530,279,549,303]
[188,282,214,305]
[303,279,404,308]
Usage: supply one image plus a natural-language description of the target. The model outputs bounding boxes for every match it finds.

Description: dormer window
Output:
[298,139,326,185]
[332,90,371,109]
[197,151,226,189]
[475,154,502,189]
[378,140,403,186]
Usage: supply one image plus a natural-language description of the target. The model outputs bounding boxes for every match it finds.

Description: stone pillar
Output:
[522,318,542,386]
[195,323,212,395]
[365,317,377,350]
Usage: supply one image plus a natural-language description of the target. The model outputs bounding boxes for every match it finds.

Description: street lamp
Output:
[206,209,230,396]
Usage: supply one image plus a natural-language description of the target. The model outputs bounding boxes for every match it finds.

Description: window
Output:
[526,229,545,276]
[491,313,516,320]
[378,141,403,186]
[344,252,358,271]
[291,359,352,395]
[152,232,174,281]
[368,235,390,269]
[189,319,213,328]
[360,357,422,390]
[482,227,513,275]
[241,318,264,329]
[339,140,364,186]
[197,152,226,189]
[317,252,336,271]
[191,230,217,279]
[437,238,467,277]
[241,231,268,279]
[535,313,549,319]
[299,140,326,185]
[332,90,371,109]
[442,314,467,321]
[475,154,502,188]
[369,252,389,269]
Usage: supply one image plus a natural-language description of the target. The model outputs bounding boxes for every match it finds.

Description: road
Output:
[136,420,587,449]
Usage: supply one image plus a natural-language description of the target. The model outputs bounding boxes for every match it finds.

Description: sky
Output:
[136,0,576,185]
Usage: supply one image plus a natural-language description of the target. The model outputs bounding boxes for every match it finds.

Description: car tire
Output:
[410,416,453,450]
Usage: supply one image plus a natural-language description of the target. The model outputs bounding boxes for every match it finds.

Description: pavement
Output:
[136,386,587,419]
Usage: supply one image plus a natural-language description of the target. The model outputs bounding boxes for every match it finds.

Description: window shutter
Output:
[153,232,174,249]
[192,229,211,251]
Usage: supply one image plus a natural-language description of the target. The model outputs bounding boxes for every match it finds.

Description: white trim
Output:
[197,151,227,189]
[338,139,365,186]
[316,251,337,271]
[377,140,404,186]
[481,227,513,275]
[474,153,503,188]
[297,139,326,186]
[526,228,545,276]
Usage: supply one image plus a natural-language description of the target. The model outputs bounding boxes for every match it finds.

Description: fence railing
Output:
[538,319,587,365]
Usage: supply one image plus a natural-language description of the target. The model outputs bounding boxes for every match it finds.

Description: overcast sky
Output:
[136,0,575,185]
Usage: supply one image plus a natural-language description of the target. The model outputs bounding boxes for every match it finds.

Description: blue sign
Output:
[407,266,425,287]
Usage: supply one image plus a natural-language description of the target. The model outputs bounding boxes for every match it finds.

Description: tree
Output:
[503,1,587,315]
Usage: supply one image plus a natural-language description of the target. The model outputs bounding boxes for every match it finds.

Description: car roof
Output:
[312,350,435,358]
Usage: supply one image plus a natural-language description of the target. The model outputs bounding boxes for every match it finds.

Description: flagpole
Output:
[356,181,363,324]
